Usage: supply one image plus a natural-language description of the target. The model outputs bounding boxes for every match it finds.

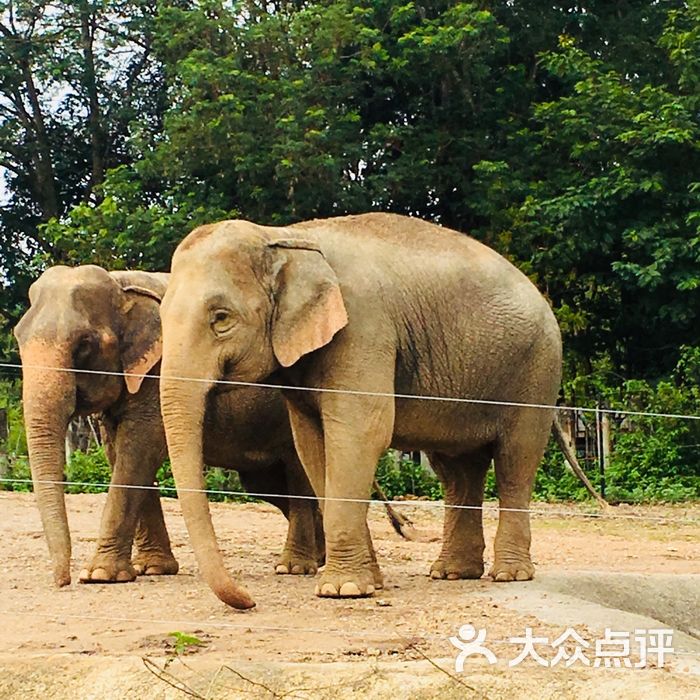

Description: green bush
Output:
[531,441,594,502]
[560,347,700,503]
[1,454,31,492]
[156,460,256,503]
[0,379,26,456]
[64,446,112,493]
[374,452,443,500]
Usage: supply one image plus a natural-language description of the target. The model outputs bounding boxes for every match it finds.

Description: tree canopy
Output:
[2,0,699,386]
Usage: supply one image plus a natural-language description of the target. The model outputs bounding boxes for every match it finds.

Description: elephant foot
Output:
[489,557,534,582]
[132,552,179,576]
[79,556,137,584]
[275,551,318,576]
[314,567,378,598]
[370,562,384,590]
[429,557,484,580]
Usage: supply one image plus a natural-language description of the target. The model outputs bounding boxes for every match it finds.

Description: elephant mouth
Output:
[75,386,105,414]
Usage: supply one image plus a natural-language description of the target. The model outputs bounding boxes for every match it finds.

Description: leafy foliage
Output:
[167,631,205,656]
[375,451,443,500]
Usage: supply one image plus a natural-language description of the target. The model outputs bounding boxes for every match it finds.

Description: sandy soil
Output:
[0,492,697,698]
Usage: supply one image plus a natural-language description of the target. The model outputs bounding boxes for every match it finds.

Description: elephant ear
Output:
[269,239,348,368]
[112,273,165,394]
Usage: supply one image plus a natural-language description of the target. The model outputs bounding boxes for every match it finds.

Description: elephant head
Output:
[159,220,347,608]
[13,265,166,586]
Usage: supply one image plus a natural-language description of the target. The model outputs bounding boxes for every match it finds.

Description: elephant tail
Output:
[373,478,440,541]
[552,414,609,509]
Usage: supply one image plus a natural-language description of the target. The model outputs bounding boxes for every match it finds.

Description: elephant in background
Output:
[159,213,562,608]
[14,265,323,595]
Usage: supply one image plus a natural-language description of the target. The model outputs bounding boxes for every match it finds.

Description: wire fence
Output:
[2,361,700,421]
[0,477,698,524]
[0,361,699,523]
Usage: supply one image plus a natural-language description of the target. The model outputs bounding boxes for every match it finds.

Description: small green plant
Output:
[168,631,205,655]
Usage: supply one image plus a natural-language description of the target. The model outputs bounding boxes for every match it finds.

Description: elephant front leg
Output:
[308,393,392,599]
[79,480,144,583]
[132,490,179,576]
[80,415,172,583]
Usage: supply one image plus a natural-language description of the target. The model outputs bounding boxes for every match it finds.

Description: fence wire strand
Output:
[1,360,699,522]
[2,361,700,421]
[0,477,698,524]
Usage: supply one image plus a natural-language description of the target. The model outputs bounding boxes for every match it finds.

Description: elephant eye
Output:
[73,333,95,366]
[210,308,236,336]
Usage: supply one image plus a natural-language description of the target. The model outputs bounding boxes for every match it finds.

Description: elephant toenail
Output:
[275,564,290,575]
[320,583,338,596]
[338,582,363,597]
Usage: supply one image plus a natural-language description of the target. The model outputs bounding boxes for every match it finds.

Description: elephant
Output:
[158,212,563,609]
[13,264,324,594]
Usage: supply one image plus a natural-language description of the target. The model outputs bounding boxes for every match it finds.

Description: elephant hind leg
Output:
[428,447,493,581]
[240,462,322,576]
[489,407,554,583]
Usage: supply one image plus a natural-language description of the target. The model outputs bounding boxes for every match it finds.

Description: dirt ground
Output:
[0,492,697,698]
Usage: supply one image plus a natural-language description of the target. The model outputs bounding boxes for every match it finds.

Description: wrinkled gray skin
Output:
[159,213,563,608]
[14,265,323,591]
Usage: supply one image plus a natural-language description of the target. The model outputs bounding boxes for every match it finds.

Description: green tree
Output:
[473,6,700,378]
[0,0,167,352]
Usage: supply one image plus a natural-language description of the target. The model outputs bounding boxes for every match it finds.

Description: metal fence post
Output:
[595,403,606,499]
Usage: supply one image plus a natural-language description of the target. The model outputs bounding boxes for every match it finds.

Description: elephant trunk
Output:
[20,342,76,587]
[160,371,255,609]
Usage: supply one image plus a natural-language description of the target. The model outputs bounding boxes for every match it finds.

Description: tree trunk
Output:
[79,1,105,194]
[19,59,60,220]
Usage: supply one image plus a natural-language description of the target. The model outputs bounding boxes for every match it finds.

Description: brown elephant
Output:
[158,212,563,609]
[14,265,323,594]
